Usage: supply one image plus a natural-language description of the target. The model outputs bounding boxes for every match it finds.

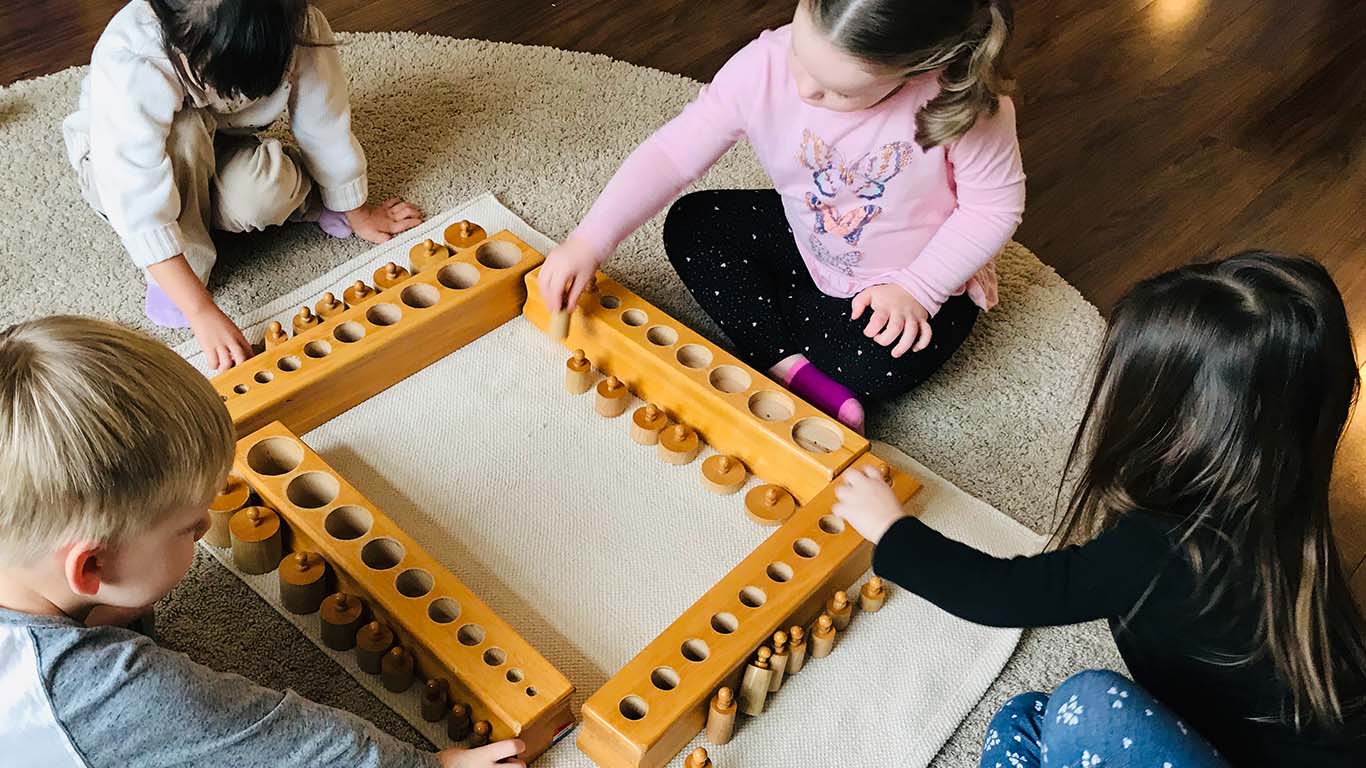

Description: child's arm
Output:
[833,467,1172,628]
[147,257,253,372]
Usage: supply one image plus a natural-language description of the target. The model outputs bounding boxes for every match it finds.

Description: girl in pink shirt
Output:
[539,0,1024,433]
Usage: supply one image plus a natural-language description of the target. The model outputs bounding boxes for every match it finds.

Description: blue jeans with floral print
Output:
[979,670,1230,768]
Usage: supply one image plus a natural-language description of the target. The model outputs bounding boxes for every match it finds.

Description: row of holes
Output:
[591,294,846,455]
[228,242,524,398]
[616,515,846,722]
[245,436,538,698]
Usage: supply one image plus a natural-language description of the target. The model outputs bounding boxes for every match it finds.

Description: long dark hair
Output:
[149,0,311,101]
[807,0,1015,149]
[1056,251,1365,729]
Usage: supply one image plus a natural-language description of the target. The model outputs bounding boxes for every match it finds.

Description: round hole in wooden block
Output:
[818,515,846,535]
[427,598,460,624]
[360,538,405,571]
[681,639,710,663]
[457,623,486,646]
[324,505,373,540]
[650,667,680,691]
[645,325,678,347]
[748,390,795,422]
[277,355,302,372]
[233,384,249,395]
[401,283,440,309]
[793,538,821,559]
[676,344,713,369]
[396,568,434,598]
[286,472,339,509]
[599,294,622,309]
[483,647,506,667]
[334,321,365,343]
[621,309,648,327]
[366,303,402,327]
[710,612,738,635]
[438,262,480,290]
[476,241,523,269]
[526,687,538,697]
[506,668,524,683]
[619,696,649,721]
[739,586,768,608]
[709,365,752,393]
[766,561,794,583]
[793,417,843,453]
[246,437,304,476]
[304,340,332,358]
[254,370,275,384]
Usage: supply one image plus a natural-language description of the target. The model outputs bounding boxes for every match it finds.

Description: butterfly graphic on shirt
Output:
[806,195,881,246]
[796,130,917,201]
[807,234,862,277]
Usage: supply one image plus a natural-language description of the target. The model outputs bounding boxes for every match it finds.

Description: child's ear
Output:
[60,542,104,597]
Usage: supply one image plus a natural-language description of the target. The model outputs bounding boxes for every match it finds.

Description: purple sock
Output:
[144,282,190,329]
[786,360,865,434]
[318,208,352,238]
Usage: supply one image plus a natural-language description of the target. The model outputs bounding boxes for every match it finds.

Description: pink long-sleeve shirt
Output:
[573,26,1026,316]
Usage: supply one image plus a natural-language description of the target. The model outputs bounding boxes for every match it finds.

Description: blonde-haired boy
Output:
[0,316,523,768]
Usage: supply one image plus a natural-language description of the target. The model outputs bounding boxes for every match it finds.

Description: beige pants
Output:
[76,109,317,283]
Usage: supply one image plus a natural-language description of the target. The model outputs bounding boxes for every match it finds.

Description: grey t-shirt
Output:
[0,608,439,768]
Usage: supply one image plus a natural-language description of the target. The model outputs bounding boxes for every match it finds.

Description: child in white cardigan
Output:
[63,0,424,371]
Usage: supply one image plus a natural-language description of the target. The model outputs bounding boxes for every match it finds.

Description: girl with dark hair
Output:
[63,1,425,371]
[835,252,1366,766]
[540,0,1023,433]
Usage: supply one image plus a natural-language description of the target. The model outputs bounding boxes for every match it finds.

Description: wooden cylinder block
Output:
[565,349,594,395]
[355,620,394,674]
[421,679,450,723]
[737,646,773,716]
[549,310,571,341]
[207,473,251,548]
[658,423,701,465]
[684,748,713,768]
[410,239,451,273]
[343,280,377,307]
[768,630,789,693]
[595,376,630,418]
[811,613,836,659]
[469,720,492,748]
[229,506,282,575]
[320,592,365,651]
[860,577,887,613]
[381,646,416,692]
[278,551,328,614]
[292,306,321,335]
[630,404,669,445]
[705,687,736,745]
[447,702,473,741]
[745,485,797,526]
[701,455,746,495]
[787,624,808,675]
[373,261,410,290]
[827,590,853,631]
[315,291,346,319]
[263,321,289,351]
[443,220,487,249]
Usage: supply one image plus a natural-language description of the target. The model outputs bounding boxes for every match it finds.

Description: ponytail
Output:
[914,1,1015,149]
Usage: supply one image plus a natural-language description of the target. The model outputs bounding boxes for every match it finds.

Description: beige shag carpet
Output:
[0,32,1123,766]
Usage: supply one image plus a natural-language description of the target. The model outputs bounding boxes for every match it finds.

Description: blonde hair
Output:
[810,0,1016,149]
[0,316,235,565]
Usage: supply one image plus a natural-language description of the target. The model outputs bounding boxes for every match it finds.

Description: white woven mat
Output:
[184,194,1043,767]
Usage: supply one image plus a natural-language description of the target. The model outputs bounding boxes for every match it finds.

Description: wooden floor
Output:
[2,0,1362,580]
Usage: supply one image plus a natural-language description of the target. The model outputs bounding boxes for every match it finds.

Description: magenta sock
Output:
[786,361,865,434]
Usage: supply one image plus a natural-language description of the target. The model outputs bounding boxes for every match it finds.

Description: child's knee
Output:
[991,691,1049,725]
[1053,669,1130,703]
[214,140,306,231]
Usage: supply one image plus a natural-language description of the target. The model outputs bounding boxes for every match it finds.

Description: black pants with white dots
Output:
[662,189,979,401]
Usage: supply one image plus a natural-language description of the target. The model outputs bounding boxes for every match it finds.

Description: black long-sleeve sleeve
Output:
[871,512,1174,628]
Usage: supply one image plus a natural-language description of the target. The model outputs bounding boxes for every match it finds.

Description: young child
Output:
[539,0,1024,433]
[834,252,1366,765]
[0,316,522,768]
[63,0,425,373]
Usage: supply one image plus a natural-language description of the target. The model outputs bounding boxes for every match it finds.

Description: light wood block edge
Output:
[576,454,920,768]
[215,231,544,436]
[233,422,576,758]
[524,268,869,503]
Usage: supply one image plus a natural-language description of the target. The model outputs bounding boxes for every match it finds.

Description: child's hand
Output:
[833,466,907,545]
[850,284,932,358]
[438,739,526,768]
[538,236,601,312]
[189,305,254,373]
[346,197,425,244]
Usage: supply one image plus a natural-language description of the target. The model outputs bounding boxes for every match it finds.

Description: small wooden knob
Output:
[343,280,376,306]
[605,376,621,392]
[745,485,796,526]
[264,321,289,350]
[817,614,834,632]
[790,625,804,643]
[765,487,780,507]
[755,646,772,667]
[773,630,788,652]
[717,687,733,708]
[247,509,261,525]
[832,591,849,610]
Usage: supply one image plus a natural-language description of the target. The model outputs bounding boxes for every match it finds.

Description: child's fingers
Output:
[377,197,402,209]
[850,291,871,320]
[565,271,591,312]
[874,315,904,346]
[863,308,889,338]
[204,345,222,373]
[891,324,918,358]
[213,346,233,373]
[389,202,424,221]
[472,739,525,762]
[911,320,934,353]
[228,339,252,367]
